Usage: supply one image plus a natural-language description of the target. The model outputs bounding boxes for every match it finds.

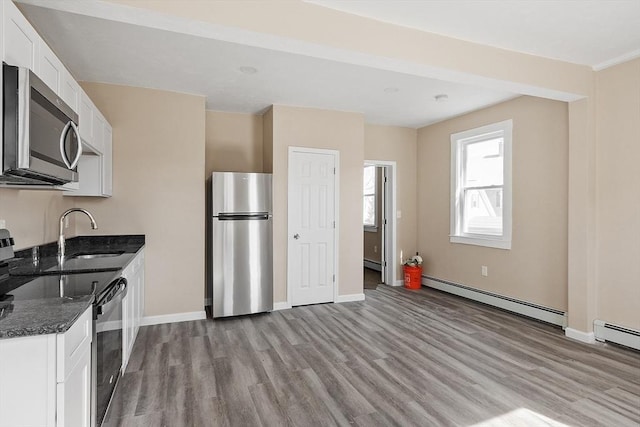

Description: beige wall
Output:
[417,96,568,310]
[364,125,418,281]
[363,168,382,264]
[205,111,263,175]
[271,105,365,302]
[0,189,76,250]
[595,59,640,330]
[77,82,206,317]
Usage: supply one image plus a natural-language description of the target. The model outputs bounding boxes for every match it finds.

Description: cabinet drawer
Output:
[56,306,93,383]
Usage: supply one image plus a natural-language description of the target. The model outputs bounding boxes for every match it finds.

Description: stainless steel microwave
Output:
[1,62,81,186]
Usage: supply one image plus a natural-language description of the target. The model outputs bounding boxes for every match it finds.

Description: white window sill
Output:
[450,235,511,250]
[364,225,378,233]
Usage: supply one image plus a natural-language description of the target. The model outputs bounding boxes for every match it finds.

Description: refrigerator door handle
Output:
[217,213,270,221]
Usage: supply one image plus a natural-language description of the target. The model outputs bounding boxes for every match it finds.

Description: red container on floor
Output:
[403,265,422,289]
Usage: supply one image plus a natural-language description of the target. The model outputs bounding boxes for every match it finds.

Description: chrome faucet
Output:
[58,208,98,261]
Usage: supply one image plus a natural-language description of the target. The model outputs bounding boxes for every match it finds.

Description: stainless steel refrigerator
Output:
[211,172,273,318]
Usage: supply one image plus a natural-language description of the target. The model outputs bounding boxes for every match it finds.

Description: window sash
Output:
[450,120,512,249]
[363,166,377,227]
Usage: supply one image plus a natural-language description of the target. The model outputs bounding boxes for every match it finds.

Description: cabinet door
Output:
[136,251,145,332]
[0,334,57,427]
[56,345,91,427]
[60,68,80,113]
[121,289,135,372]
[121,292,129,371]
[2,0,39,71]
[102,124,113,196]
[37,42,62,93]
[92,112,105,155]
[79,91,94,146]
[127,282,135,358]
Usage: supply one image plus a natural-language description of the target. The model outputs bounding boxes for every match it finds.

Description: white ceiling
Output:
[14,0,639,128]
[307,0,640,69]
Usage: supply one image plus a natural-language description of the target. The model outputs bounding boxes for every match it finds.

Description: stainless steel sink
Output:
[72,252,125,260]
[44,252,131,273]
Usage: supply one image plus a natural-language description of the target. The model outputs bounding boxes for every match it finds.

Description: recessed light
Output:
[434,94,449,103]
[384,87,399,93]
[238,66,258,74]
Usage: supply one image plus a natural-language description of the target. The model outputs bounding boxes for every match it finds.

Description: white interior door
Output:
[288,148,337,306]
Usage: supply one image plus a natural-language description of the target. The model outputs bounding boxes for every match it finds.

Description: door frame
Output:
[364,159,398,287]
[287,146,340,306]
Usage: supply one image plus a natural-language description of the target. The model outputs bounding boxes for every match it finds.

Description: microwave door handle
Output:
[59,121,73,169]
[68,122,82,169]
[59,121,82,169]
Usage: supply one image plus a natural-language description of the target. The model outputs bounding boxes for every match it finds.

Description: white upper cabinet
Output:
[2,0,113,197]
[102,123,113,196]
[60,68,80,112]
[79,89,106,154]
[37,41,62,94]
[65,89,112,197]
[93,111,106,155]
[2,0,39,71]
[79,90,94,145]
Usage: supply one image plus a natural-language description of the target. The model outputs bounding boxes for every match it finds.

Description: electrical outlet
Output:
[397,210,402,219]
[0,219,5,229]
[65,217,70,229]
[481,266,488,277]
[374,245,377,253]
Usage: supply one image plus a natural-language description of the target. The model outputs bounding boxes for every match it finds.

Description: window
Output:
[450,120,512,249]
[363,165,377,230]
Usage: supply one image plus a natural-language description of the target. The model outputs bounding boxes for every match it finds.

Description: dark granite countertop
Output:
[0,235,145,339]
[9,235,144,276]
[0,296,94,338]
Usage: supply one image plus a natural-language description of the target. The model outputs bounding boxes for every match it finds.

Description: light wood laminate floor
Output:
[104,286,640,427]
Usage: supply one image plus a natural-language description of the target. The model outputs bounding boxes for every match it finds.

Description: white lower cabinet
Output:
[122,249,145,372]
[0,305,93,427]
[56,344,91,427]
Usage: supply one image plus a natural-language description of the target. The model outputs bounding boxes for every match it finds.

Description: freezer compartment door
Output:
[212,172,272,215]
[212,217,273,318]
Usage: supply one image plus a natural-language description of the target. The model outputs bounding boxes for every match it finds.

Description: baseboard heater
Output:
[594,320,640,351]
[423,276,567,327]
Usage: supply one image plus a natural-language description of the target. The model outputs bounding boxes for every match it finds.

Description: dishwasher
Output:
[93,276,127,427]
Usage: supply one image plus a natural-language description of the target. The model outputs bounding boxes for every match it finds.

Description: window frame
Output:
[363,165,378,232]
[450,119,512,250]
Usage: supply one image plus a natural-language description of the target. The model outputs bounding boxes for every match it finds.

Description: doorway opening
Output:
[363,160,397,288]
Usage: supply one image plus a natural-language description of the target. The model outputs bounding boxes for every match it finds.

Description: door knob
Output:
[293,233,300,240]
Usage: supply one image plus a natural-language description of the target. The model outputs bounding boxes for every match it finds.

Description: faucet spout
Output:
[58,208,98,261]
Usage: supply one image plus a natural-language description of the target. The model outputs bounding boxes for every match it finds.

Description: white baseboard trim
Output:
[594,319,640,350]
[141,311,207,326]
[335,293,366,303]
[363,259,382,272]
[565,327,596,344]
[424,276,567,327]
[273,301,292,311]
[392,279,404,287]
